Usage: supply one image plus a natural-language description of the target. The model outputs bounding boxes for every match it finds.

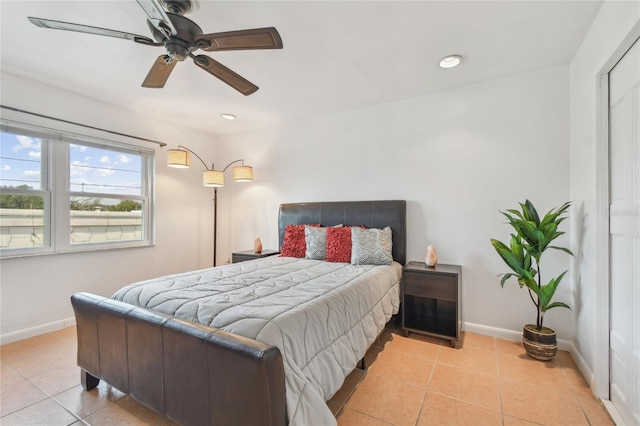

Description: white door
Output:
[609,36,640,426]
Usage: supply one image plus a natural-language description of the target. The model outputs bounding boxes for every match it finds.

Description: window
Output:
[0,122,154,257]
[0,131,48,252]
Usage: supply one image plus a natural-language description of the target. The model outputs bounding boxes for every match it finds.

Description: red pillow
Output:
[326,226,352,263]
[280,224,320,258]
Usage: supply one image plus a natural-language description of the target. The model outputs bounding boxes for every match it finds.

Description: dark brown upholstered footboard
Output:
[71,292,287,426]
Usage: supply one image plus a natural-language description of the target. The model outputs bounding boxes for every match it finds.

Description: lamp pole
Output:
[167,146,252,268]
[211,159,247,267]
[213,187,218,266]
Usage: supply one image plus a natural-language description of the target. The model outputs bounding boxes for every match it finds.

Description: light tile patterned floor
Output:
[0,326,614,425]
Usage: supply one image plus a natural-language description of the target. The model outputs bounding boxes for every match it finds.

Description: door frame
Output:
[594,21,640,400]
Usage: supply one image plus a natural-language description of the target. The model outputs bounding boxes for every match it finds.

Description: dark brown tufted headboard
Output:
[278,200,407,265]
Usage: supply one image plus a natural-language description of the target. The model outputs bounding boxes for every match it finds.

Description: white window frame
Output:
[0,121,155,258]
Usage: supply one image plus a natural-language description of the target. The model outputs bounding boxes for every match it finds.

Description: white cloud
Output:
[23,170,40,178]
[117,154,131,164]
[72,145,87,153]
[2,165,10,171]
[70,160,88,177]
[95,168,115,177]
[99,156,110,164]
[13,135,39,152]
[28,150,41,160]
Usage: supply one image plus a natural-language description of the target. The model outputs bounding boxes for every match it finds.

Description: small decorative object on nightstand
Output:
[254,237,263,253]
[402,261,462,348]
[231,249,279,264]
[425,245,438,267]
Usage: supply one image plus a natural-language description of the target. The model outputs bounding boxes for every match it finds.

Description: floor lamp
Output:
[167,145,253,266]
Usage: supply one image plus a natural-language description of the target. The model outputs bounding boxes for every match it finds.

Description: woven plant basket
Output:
[522,324,557,361]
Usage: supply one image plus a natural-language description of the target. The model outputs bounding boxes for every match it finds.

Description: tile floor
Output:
[0,325,614,425]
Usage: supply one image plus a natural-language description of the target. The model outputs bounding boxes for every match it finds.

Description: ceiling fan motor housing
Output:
[147,12,205,61]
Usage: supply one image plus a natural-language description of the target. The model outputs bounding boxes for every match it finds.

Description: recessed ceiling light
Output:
[221,113,236,120]
[439,55,463,69]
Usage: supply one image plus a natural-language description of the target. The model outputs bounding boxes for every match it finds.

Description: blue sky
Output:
[0,131,142,196]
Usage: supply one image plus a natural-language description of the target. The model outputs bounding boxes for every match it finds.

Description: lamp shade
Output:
[203,170,224,187]
[233,165,253,182]
[167,149,190,168]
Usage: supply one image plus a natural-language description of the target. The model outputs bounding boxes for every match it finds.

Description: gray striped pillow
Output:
[351,226,393,265]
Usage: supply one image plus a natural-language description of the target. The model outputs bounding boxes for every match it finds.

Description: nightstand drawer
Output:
[404,273,456,302]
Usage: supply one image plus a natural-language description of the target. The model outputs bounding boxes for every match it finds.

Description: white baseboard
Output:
[462,321,572,352]
[0,317,76,345]
[568,341,593,386]
[567,343,626,425]
[601,399,628,426]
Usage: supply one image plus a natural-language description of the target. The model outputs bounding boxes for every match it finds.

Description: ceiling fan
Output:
[27,0,283,95]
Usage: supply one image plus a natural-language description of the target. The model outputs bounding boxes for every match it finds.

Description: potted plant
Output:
[490,200,573,360]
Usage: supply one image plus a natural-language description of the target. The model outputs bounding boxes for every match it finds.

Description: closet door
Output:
[609,36,640,426]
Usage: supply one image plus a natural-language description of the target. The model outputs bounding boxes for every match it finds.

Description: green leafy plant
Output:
[490,200,573,330]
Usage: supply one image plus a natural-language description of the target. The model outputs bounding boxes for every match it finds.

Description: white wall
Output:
[569,0,640,396]
[0,72,225,342]
[216,66,574,339]
[0,62,578,346]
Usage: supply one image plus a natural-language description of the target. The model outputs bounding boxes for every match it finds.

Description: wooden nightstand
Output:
[402,261,462,348]
[231,249,280,264]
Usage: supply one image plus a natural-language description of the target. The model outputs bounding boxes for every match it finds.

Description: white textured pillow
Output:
[351,226,393,265]
[305,226,327,260]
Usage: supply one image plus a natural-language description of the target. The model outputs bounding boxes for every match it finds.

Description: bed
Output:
[71,200,407,425]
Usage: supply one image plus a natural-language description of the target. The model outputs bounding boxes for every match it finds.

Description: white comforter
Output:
[112,256,401,426]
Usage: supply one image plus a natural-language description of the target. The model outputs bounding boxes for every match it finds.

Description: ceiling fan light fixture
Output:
[221,113,236,120]
[439,55,463,69]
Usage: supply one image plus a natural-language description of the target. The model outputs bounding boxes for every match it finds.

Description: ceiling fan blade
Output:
[136,0,177,39]
[195,27,283,52]
[142,55,177,88]
[192,55,258,96]
[27,17,161,46]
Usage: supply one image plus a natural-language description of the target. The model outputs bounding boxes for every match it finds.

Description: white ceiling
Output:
[1,0,603,136]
